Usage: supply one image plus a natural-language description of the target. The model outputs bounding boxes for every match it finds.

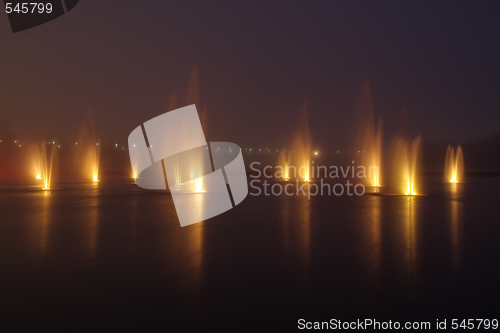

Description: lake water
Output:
[0,176,499,330]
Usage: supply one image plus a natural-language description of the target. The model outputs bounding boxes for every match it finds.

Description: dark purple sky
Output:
[1,1,499,150]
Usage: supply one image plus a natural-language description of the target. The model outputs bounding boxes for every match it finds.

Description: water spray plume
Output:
[277,101,312,182]
[355,81,382,188]
[186,67,206,193]
[78,111,100,183]
[30,142,55,190]
[194,177,204,193]
[394,136,420,196]
[278,151,290,181]
[445,145,464,183]
[40,143,56,190]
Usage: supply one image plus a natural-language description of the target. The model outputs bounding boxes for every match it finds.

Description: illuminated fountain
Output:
[134,65,209,194]
[40,143,55,190]
[187,64,207,193]
[445,145,464,183]
[278,150,291,181]
[355,81,382,188]
[194,176,204,193]
[394,136,421,195]
[187,150,207,194]
[78,111,100,183]
[89,144,100,183]
[288,101,312,182]
[30,143,42,180]
[188,144,207,193]
[167,145,208,194]
[29,142,55,190]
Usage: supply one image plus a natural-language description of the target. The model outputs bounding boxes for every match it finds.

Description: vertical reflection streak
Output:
[297,190,311,278]
[171,193,204,294]
[190,221,203,290]
[130,194,138,260]
[370,195,381,280]
[85,192,99,262]
[450,183,461,272]
[39,191,51,258]
[281,195,290,252]
[405,196,416,277]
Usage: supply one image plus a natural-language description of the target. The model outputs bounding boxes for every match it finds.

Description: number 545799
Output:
[5,3,53,14]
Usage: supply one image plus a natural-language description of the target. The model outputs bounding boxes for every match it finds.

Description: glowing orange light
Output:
[194,177,203,193]
[304,171,310,182]
[446,145,463,183]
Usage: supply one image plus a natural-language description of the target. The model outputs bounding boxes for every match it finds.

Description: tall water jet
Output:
[186,64,200,108]
[186,64,207,193]
[25,122,43,180]
[288,100,312,182]
[40,143,56,190]
[78,111,100,183]
[30,143,42,180]
[29,142,55,189]
[393,136,421,195]
[278,150,291,180]
[354,81,382,187]
[445,145,464,183]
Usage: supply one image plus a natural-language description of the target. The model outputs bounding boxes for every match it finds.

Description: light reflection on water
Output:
[404,196,417,277]
[88,191,99,261]
[369,194,381,281]
[450,182,463,272]
[297,191,311,273]
[1,176,500,328]
[280,186,311,271]
[37,190,51,258]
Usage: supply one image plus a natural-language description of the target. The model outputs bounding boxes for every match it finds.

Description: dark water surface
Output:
[0,176,499,330]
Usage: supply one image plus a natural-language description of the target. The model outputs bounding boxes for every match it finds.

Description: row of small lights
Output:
[1,141,127,150]
[241,148,325,154]
[3,140,373,154]
[242,148,293,152]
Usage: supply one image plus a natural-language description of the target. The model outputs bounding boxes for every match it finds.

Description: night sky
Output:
[1,1,499,150]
